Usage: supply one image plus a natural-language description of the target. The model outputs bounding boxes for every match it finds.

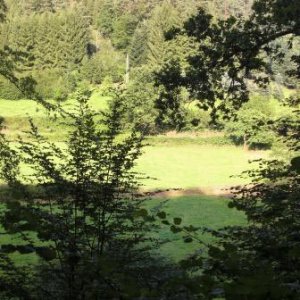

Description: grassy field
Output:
[136,143,259,260]
[0,95,266,261]
[145,195,246,261]
[0,92,110,140]
[137,144,265,191]
[0,195,246,264]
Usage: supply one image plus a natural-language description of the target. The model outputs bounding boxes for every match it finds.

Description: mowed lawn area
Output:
[137,144,265,192]
[0,97,267,261]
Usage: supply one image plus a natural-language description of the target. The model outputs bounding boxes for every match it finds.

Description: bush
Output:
[224,97,276,149]
[0,90,172,298]
[148,134,232,146]
[33,69,76,100]
[184,102,211,131]
[79,38,124,84]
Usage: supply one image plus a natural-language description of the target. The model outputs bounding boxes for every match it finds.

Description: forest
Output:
[0,0,299,299]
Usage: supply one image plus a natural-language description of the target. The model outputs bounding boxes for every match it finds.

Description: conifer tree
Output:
[130,22,149,67]
[7,15,37,71]
[33,14,57,69]
[56,9,89,69]
[111,13,138,50]
[96,0,116,36]
[146,1,181,67]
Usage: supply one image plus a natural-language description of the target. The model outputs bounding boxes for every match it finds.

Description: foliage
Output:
[80,38,124,84]
[184,103,212,131]
[0,4,37,100]
[224,97,276,149]
[0,89,182,299]
[123,65,160,134]
[33,68,77,101]
[0,76,24,100]
[111,14,138,50]
[0,253,31,299]
[146,1,181,67]
[5,9,89,71]
[129,22,149,67]
[156,0,300,126]
[194,106,300,299]
[266,37,300,89]
[95,0,116,36]
[0,6,89,99]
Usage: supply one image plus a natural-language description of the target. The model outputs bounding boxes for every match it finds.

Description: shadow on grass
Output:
[139,186,236,199]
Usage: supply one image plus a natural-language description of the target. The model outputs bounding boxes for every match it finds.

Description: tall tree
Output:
[146,1,181,67]
[56,9,89,69]
[155,0,300,125]
[130,21,149,67]
[0,0,37,99]
[111,13,138,50]
[0,90,167,299]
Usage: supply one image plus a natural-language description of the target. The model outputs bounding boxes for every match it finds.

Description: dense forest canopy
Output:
[0,0,256,99]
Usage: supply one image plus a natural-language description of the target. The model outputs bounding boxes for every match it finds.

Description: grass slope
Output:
[138,144,266,191]
[0,95,263,262]
[0,93,109,140]
[146,195,246,261]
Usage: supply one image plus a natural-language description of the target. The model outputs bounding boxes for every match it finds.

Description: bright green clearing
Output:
[138,144,266,191]
[0,96,261,261]
[0,93,109,140]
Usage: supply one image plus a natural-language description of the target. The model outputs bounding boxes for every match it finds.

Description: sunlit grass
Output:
[137,144,267,190]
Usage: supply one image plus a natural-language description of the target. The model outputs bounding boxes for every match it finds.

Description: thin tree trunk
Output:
[243,135,248,151]
[125,53,130,85]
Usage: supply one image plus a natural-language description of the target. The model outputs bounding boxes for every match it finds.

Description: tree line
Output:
[0,0,298,145]
[0,0,254,98]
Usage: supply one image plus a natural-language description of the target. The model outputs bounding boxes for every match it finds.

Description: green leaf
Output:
[291,156,300,173]
[184,237,193,243]
[157,211,166,219]
[173,217,182,225]
[170,225,182,234]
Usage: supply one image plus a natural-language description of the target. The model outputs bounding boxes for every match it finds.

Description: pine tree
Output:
[111,13,138,50]
[146,1,181,67]
[56,9,89,69]
[96,0,116,36]
[7,15,37,71]
[34,13,58,69]
[130,22,149,67]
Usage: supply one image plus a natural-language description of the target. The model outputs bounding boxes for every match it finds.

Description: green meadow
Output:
[137,144,264,191]
[0,95,267,261]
